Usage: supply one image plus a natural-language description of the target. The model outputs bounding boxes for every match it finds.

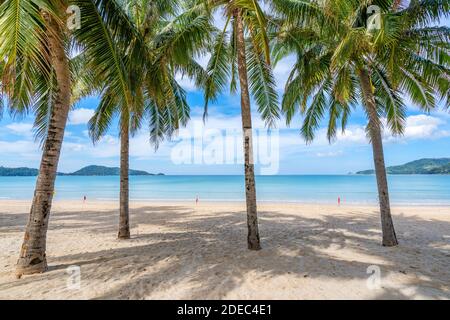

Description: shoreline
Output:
[1,199,450,208]
[2,175,450,207]
[1,200,449,299]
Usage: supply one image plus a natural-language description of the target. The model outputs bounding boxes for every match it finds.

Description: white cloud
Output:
[402,115,450,140]
[277,114,450,151]
[316,114,449,146]
[273,55,296,91]
[68,108,95,125]
[175,73,198,92]
[196,53,211,69]
[213,9,227,30]
[0,140,40,159]
[6,123,33,136]
[337,127,368,144]
[316,150,344,158]
[61,134,119,158]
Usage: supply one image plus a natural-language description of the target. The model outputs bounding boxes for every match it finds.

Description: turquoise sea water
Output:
[0,175,450,205]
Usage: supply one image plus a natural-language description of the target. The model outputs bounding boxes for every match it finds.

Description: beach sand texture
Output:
[0,201,449,300]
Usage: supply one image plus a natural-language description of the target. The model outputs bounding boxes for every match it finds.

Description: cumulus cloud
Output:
[6,123,33,136]
[275,114,450,153]
[0,140,40,160]
[314,114,450,146]
[316,150,344,158]
[402,115,450,140]
[337,127,368,144]
[61,134,119,159]
[175,74,198,92]
[68,108,95,125]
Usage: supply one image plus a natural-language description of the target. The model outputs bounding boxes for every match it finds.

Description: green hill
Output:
[0,165,163,176]
[357,158,450,175]
[68,165,153,176]
[0,166,39,176]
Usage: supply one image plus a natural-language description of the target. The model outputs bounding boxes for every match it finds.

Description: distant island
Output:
[0,165,164,177]
[357,158,450,175]
[0,167,39,177]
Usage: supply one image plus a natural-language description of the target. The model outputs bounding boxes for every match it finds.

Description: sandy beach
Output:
[0,200,449,300]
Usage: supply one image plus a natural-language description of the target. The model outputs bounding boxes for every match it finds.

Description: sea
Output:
[0,175,450,205]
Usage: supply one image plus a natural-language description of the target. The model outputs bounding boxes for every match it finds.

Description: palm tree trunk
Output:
[16,18,71,277]
[235,10,261,251]
[358,68,398,247]
[118,119,131,239]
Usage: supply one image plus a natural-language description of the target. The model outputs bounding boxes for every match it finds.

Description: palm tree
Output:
[0,0,143,276]
[88,0,211,239]
[273,0,449,246]
[1,0,72,277]
[198,0,280,250]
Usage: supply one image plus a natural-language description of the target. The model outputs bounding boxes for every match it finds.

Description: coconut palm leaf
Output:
[246,40,279,127]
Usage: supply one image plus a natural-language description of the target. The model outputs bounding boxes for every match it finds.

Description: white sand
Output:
[0,200,449,300]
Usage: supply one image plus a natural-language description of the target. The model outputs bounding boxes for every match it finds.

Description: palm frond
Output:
[372,65,406,135]
[203,23,231,119]
[301,78,332,143]
[88,89,119,143]
[246,40,280,127]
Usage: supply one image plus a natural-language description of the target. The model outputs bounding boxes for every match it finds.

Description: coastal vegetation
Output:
[357,158,450,175]
[200,0,280,250]
[86,0,209,239]
[0,167,40,177]
[0,165,163,176]
[272,0,449,246]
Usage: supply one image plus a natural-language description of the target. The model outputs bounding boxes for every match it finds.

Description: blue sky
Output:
[1,12,449,175]
[1,76,449,175]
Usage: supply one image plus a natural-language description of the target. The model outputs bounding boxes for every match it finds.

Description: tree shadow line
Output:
[1,205,449,299]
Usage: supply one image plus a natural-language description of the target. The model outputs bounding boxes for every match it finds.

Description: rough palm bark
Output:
[16,18,71,277]
[235,10,261,251]
[358,68,399,247]
[118,119,131,239]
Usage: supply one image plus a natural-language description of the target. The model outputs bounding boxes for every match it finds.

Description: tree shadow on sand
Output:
[1,205,449,299]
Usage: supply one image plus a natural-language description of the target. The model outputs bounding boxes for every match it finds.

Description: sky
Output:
[0,10,449,175]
